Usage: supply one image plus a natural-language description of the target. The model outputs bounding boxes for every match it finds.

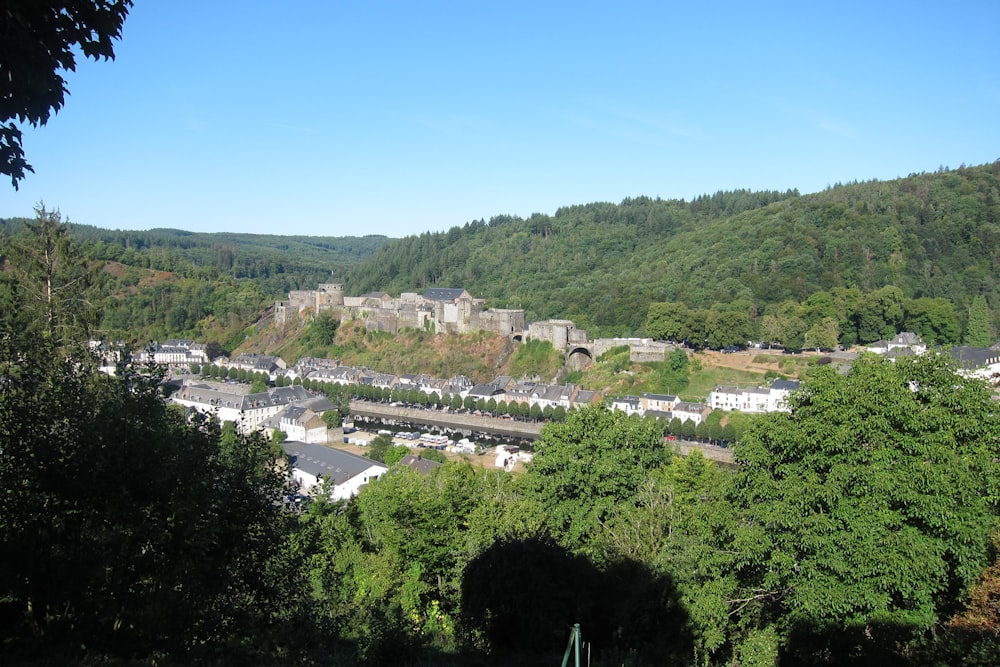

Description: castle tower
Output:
[317,283,345,311]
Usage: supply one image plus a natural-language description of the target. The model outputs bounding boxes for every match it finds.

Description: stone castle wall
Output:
[527,320,587,351]
[276,285,524,338]
[590,337,673,362]
[277,286,678,368]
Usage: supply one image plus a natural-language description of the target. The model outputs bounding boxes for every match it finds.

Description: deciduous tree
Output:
[805,316,840,351]
[904,296,961,345]
[644,301,690,341]
[728,353,1000,662]
[524,406,670,553]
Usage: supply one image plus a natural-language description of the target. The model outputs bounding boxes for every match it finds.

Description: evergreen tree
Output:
[4,205,96,349]
[965,295,994,346]
[0,217,307,663]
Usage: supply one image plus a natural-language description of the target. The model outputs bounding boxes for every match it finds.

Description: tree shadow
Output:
[459,536,693,665]
[779,618,921,666]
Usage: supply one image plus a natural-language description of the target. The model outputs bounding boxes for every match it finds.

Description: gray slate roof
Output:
[950,346,1000,369]
[282,441,383,486]
[175,383,310,411]
[423,288,468,302]
[468,383,505,398]
[612,396,641,408]
[399,454,443,475]
[770,380,800,391]
[641,392,677,403]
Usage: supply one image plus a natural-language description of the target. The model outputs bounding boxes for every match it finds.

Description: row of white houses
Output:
[300,362,601,414]
[134,339,211,366]
[608,393,713,424]
[708,379,800,413]
[608,379,801,424]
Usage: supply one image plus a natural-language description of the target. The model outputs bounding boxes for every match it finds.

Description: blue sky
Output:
[2,1,998,238]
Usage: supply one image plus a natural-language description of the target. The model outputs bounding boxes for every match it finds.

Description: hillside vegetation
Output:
[5,167,1000,667]
[0,220,388,347]
[245,320,519,384]
[5,163,999,353]
[240,309,822,400]
[346,163,1000,338]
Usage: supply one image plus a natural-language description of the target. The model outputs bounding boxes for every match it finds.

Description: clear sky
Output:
[2,1,998,238]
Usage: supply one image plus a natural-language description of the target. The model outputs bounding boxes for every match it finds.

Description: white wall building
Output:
[171,383,313,434]
[709,380,799,413]
[282,441,387,501]
[279,406,329,444]
[134,339,210,367]
[672,401,710,425]
[609,395,643,416]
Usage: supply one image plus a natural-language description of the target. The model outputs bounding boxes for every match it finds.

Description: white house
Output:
[709,380,799,413]
[743,386,773,413]
[228,353,286,375]
[708,386,741,411]
[768,379,800,411]
[282,441,387,501]
[672,401,711,425]
[279,406,329,444]
[529,384,570,411]
[609,395,643,416]
[866,332,927,356]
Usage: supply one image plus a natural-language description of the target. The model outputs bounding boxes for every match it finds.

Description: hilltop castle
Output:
[275,284,526,337]
[273,285,675,365]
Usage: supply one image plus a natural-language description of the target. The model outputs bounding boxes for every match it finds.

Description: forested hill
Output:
[4,162,998,349]
[0,220,389,296]
[0,220,391,349]
[345,162,1000,337]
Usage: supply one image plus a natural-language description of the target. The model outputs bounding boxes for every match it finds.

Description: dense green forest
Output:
[346,162,1000,342]
[2,185,1000,666]
[5,163,1000,355]
[0,217,388,348]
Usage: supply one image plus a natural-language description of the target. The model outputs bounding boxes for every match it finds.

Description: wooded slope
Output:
[346,162,1000,337]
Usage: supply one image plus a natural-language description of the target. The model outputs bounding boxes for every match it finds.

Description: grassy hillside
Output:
[240,312,824,402]
[240,320,518,384]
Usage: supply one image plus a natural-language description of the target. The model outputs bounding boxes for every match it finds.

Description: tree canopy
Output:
[346,164,1000,340]
[727,353,1000,662]
[0,208,309,662]
[524,406,670,553]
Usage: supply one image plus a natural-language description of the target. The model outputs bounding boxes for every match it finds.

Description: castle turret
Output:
[317,283,345,311]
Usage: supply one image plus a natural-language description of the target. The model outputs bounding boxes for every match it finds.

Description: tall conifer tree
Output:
[965,295,994,346]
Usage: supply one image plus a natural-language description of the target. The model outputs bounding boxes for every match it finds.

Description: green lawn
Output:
[683,366,766,402]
